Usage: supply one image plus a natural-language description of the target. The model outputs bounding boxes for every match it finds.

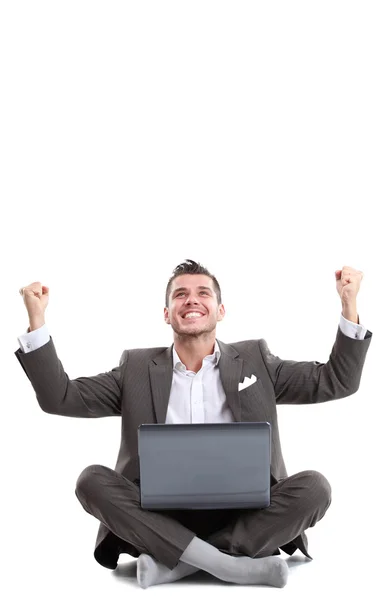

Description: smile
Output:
[182,312,205,320]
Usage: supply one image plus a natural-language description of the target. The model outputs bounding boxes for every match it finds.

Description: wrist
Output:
[28,315,45,331]
[341,302,358,324]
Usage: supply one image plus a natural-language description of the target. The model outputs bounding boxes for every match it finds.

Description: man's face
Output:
[164,274,225,337]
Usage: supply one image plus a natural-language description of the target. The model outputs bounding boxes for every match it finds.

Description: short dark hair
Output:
[165,259,222,307]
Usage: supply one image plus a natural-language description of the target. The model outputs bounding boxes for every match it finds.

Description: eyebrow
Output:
[172,286,213,295]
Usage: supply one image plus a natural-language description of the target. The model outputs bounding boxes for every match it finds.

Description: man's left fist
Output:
[335,266,364,304]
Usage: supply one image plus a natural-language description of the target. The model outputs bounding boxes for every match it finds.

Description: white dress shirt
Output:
[167,340,234,424]
[17,314,368,424]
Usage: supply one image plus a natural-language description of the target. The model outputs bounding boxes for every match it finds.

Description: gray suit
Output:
[14,325,372,569]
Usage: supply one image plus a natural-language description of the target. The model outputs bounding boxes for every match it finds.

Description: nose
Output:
[185,293,199,305]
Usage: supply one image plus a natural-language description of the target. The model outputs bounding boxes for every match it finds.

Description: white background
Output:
[1,1,390,598]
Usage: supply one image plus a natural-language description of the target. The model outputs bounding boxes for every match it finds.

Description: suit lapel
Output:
[148,339,244,423]
[216,339,243,421]
[149,346,174,423]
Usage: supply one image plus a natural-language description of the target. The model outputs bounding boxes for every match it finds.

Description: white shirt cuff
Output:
[339,313,367,340]
[18,323,50,353]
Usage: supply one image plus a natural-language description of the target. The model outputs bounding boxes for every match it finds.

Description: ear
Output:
[164,307,170,324]
[217,304,225,321]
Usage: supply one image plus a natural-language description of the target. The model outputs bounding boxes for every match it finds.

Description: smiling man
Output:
[15,259,372,589]
[164,272,225,381]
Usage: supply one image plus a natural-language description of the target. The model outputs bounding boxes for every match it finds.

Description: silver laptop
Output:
[138,422,271,510]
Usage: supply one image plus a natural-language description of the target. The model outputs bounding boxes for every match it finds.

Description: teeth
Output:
[184,312,203,319]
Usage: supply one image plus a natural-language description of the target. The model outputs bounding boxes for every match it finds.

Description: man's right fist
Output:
[19,282,49,319]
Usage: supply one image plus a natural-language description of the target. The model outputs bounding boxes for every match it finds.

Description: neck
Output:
[173,331,217,373]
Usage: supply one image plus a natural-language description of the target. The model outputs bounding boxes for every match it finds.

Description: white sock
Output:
[180,536,289,587]
[137,554,199,589]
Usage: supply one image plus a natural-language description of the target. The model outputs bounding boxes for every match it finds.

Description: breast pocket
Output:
[239,378,264,399]
[239,379,270,421]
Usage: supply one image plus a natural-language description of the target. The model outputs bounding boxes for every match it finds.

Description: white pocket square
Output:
[238,374,257,391]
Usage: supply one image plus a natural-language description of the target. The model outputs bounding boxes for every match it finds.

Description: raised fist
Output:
[19,282,49,320]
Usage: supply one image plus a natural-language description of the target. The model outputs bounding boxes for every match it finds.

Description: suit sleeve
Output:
[259,325,372,405]
[14,335,128,417]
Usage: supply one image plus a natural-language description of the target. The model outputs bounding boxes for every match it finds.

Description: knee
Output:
[75,464,107,503]
[299,469,332,507]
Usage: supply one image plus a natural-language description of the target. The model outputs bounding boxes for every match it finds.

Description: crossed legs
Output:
[75,465,331,587]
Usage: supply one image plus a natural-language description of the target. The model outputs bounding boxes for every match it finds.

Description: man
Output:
[15,260,372,588]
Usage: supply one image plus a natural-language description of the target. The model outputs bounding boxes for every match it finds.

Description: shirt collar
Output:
[172,340,221,371]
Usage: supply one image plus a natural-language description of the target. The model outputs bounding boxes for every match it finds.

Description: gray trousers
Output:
[75,465,332,570]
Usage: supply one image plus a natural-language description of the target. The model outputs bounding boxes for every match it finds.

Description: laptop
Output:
[138,422,271,510]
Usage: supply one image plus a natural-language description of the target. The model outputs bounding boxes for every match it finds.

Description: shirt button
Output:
[26,343,31,349]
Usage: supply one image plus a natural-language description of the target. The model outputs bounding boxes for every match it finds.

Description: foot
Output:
[180,536,289,587]
[229,555,289,587]
[136,554,200,589]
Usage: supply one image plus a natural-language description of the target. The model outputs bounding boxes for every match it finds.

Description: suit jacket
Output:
[14,324,372,566]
